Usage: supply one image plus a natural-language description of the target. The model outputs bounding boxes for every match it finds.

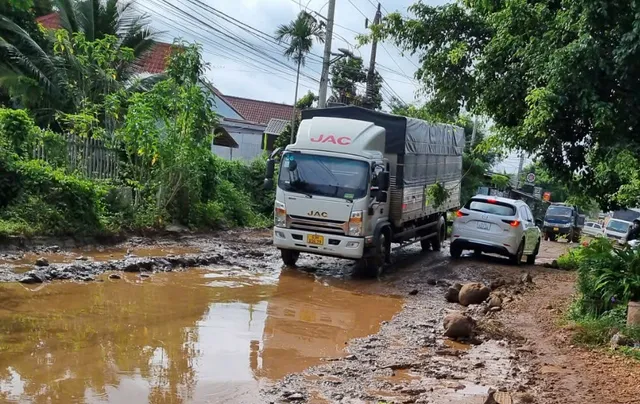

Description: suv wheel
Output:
[510,240,524,265]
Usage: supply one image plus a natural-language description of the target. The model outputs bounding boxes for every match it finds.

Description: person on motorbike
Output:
[628,219,640,242]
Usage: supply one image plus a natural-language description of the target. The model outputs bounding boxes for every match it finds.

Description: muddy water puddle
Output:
[0,246,200,272]
[0,267,402,403]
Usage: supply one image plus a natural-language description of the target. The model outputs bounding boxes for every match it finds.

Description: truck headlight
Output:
[274,201,286,227]
[348,211,363,236]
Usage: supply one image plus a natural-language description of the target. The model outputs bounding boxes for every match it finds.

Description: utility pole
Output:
[470,116,477,147]
[515,153,525,189]
[317,0,336,109]
[365,3,382,109]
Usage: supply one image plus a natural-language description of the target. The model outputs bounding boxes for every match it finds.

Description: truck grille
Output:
[288,215,347,235]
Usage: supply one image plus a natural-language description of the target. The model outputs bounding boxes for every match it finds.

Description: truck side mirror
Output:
[376,191,388,203]
[378,172,390,191]
[265,159,275,178]
[264,178,274,190]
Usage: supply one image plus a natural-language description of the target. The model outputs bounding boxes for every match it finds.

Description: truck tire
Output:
[281,249,300,266]
[571,230,580,243]
[356,232,389,278]
[431,219,446,252]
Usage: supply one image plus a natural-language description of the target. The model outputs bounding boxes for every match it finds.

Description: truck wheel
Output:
[431,220,446,252]
[281,249,300,266]
[357,232,389,278]
[510,240,525,265]
[526,239,540,265]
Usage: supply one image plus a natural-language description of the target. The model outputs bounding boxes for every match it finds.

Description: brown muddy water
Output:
[0,246,200,273]
[0,267,403,403]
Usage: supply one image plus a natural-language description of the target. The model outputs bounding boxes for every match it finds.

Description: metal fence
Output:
[33,134,119,179]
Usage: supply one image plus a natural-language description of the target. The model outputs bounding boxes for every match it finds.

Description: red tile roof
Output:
[36,12,60,29]
[223,96,293,125]
[134,42,173,74]
[35,12,172,74]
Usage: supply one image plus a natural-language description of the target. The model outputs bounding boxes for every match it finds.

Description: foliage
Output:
[0,0,157,127]
[490,174,510,190]
[295,90,317,110]
[274,11,325,66]
[426,182,450,209]
[0,108,38,156]
[273,94,316,150]
[0,159,111,236]
[373,0,640,209]
[329,56,383,109]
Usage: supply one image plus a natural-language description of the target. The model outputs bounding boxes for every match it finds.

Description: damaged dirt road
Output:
[0,233,639,404]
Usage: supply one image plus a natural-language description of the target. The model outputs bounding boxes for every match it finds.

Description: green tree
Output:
[274,92,316,150]
[373,0,640,209]
[275,11,324,141]
[0,0,158,126]
[328,56,383,109]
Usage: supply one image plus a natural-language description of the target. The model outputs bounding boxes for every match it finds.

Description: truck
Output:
[542,203,585,242]
[263,106,464,276]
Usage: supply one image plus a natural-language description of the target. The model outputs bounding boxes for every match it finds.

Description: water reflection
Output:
[0,267,402,403]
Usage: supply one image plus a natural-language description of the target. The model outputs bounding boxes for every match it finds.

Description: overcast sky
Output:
[134,0,526,174]
[135,0,449,108]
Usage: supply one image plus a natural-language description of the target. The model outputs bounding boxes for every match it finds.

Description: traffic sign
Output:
[533,187,542,199]
[526,172,536,184]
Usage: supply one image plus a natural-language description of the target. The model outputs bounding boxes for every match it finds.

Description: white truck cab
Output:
[265,106,464,276]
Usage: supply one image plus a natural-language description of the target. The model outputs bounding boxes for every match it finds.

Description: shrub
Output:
[0,108,38,157]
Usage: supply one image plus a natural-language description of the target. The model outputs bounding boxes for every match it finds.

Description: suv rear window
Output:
[465,199,516,216]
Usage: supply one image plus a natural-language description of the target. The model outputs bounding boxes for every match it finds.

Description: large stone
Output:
[446,287,460,303]
[19,271,47,284]
[489,295,503,308]
[458,283,491,306]
[443,311,476,338]
[34,257,49,267]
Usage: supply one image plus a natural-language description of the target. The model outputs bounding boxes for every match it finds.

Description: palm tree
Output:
[0,0,158,127]
[275,11,325,142]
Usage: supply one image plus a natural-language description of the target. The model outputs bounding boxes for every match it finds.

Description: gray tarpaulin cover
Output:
[301,106,464,187]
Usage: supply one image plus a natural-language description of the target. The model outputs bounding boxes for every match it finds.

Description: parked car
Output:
[604,218,632,245]
[450,195,542,265]
[582,221,604,237]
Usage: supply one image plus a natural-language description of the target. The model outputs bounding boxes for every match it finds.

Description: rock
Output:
[550,260,559,269]
[458,283,491,306]
[409,289,419,296]
[520,272,533,284]
[490,278,506,290]
[286,393,304,401]
[610,332,631,349]
[140,273,150,278]
[489,295,503,308]
[19,271,47,284]
[490,306,502,312]
[426,278,437,285]
[35,257,49,267]
[76,256,88,261]
[446,286,461,303]
[443,311,476,338]
[165,224,189,233]
[108,273,122,280]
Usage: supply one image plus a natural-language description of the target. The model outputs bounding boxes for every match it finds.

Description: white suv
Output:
[451,195,542,265]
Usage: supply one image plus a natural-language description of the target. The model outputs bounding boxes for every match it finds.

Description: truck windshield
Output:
[546,206,573,217]
[278,153,370,200]
[606,220,630,233]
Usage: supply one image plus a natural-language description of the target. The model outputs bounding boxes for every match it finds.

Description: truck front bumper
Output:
[543,226,572,235]
[273,227,366,260]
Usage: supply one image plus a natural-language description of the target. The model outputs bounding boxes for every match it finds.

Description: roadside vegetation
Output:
[557,238,640,358]
[0,0,272,237]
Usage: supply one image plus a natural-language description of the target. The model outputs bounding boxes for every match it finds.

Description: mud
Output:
[0,235,635,404]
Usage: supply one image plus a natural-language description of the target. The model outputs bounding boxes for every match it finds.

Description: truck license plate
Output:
[477,222,491,231]
[307,235,324,245]
[553,227,559,232]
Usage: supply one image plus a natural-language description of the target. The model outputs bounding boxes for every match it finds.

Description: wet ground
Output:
[0,234,638,403]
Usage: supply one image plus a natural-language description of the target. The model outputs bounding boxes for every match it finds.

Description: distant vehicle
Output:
[582,221,604,237]
[542,203,585,242]
[450,195,542,265]
[604,218,632,245]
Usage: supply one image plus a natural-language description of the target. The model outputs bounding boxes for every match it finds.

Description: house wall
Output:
[212,125,265,162]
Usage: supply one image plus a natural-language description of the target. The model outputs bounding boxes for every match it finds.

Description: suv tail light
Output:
[456,210,468,218]
[502,219,521,227]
